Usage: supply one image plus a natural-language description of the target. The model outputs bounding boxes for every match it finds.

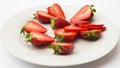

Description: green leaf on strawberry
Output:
[50,18,56,29]
[20,27,25,35]
[90,4,96,12]
[25,33,34,43]
[54,34,65,42]
[48,44,63,54]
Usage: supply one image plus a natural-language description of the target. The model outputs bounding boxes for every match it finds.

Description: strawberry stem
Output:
[90,4,96,13]
[50,18,56,29]
[25,33,34,43]
[48,44,63,54]
[54,34,65,42]
[20,27,25,35]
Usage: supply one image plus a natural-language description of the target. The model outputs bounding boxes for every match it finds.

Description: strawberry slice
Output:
[34,11,55,23]
[48,42,74,55]
[64,25,87,32]
[25,32,55,47]
[71,20,90,25]
[80,30,101,40]
[54,28,77,42]
[78,23,106,31]
[78,22,90,28]
[70,5,96,23]
[51,16,70,29]
[48,3,66,19]
[21,20,47,34]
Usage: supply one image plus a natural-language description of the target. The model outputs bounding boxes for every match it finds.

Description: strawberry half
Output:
[54,28,77,42]
[80,30,101,40]
[48,3,66,19]
[20,20,47,34]
[70,5,96,23]
[51,16,70,29]
[48,42,74,55]
[25,32,55,47]
[34,11,55,23]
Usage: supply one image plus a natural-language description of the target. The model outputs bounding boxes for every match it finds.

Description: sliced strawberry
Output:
[70,5,96,23]
[89,27,106,32]
[80,30,101,40]
[48,42,74,55]
[64,25,87,32]
[20,20,47,34]
[71,20,90,25]
[48,3,65,19]
[54,28,77,42]
[34,11,55,23]
[78,22,90,28]
[25,32,54,47]
[89,24,104,27]
[51,16,70,29]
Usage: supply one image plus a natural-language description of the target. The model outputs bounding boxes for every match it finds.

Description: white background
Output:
[0,0,120,68]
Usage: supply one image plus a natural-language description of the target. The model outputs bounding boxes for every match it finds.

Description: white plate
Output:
[0,5,118,67]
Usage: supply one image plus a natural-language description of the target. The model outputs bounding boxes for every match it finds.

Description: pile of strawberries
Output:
[21,3,106,55]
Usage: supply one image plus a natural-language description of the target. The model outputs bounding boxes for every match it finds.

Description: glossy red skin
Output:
[30,32,55,47]
[52,43,74,55]
[54,28,77,41]
[48,3,66,19]
[70,5,93,23]
[24,20,47,33]
[55,16,70,28]
[36,11,55,23]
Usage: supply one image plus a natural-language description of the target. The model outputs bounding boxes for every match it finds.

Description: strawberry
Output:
[70,5,96,23]
[88,24,106,31]
[48,3,66,19]
[34,11,55,23]
[25,32,55,47]
[48,42,74,55]
[64,25,87,32]
[51,16,70,29]
[54,28,77,42]
[78,23,106,32]
[20,20,47,34]
[80,30,101,40]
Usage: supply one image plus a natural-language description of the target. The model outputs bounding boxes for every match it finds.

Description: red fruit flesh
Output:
[48,3,65,19]
[36,11,55,23]
[71,20,90,25]
[64,25,84,32]
[70,5,93,23]
[30,32,55,46]
[54,28,77,41]
[24,20,47,33]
